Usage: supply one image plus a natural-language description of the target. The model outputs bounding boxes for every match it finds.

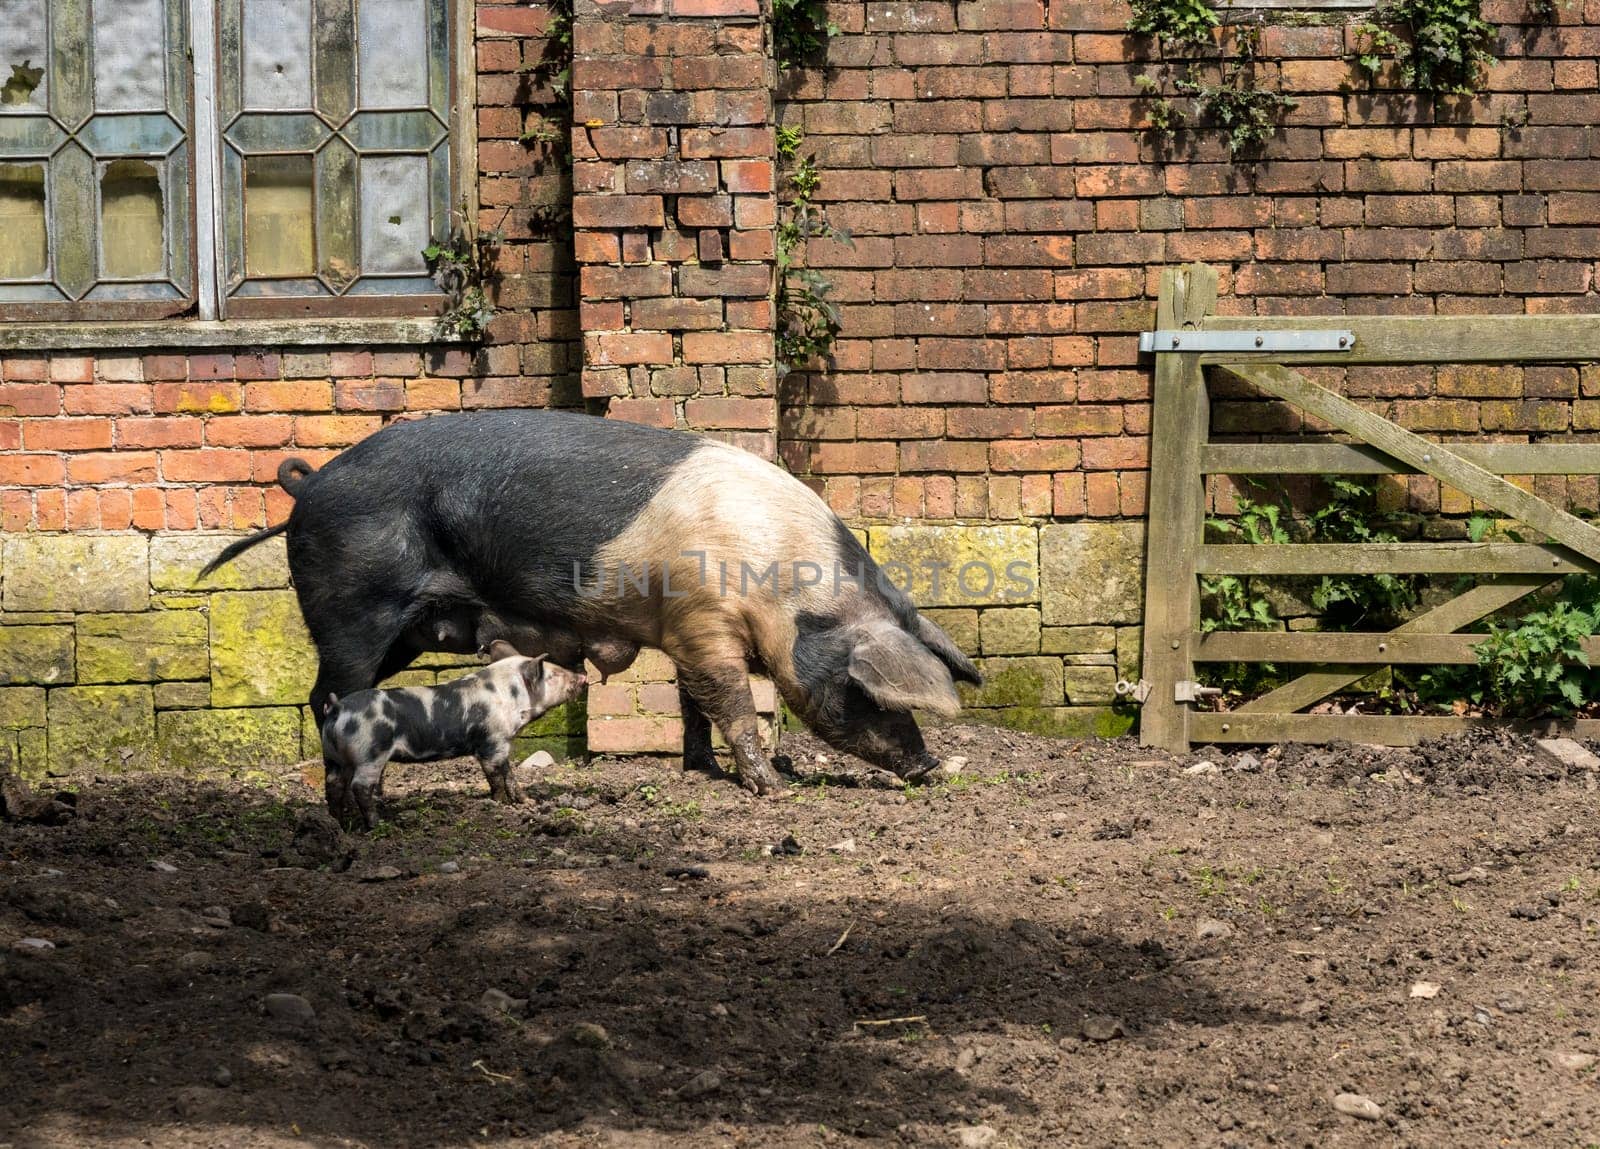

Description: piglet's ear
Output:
[486,639,520,662]
[520,654,549,691]
[847,620,962,716]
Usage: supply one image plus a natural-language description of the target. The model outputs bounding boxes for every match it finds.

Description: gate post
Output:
[1139,264,1218,754]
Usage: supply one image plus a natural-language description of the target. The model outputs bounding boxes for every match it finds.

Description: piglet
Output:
[321,640,586,830]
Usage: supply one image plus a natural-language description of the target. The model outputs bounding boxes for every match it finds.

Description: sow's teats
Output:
[215,411,983,794]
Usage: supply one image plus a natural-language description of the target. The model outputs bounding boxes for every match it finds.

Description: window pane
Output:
[357,0,427,109]
[91,0,166,111]
[245,153,314,277]
[100,158,163,278]
[243,0,313,110]
[0,161,46,278]
[358,153,427,274]
[0,0,48,112]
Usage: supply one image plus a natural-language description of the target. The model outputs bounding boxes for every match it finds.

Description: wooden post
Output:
[1138,264,1218,754]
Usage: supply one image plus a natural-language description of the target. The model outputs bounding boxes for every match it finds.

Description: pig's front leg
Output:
[476,740,524,805]
[677,664,783,797]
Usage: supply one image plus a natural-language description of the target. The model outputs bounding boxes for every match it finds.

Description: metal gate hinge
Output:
[1114,678,1151,704]
[1139,330,1356,354]
[1174,681,1222,704]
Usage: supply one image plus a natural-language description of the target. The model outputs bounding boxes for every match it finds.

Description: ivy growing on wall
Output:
[1352,0,1497,94]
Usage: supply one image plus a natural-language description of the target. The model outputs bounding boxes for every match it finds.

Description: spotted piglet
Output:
[321,640,586,830]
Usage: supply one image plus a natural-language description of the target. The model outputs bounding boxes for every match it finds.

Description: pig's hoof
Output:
[739,762,784,797]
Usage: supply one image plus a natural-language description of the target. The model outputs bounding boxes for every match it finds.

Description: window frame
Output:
[0,0,476,342]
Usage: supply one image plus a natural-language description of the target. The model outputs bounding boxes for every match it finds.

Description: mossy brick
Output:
[378,670,437,688]
[1116,626,1142,683]
[157,708,303,772]
[1,612,75,625]
[1064,665,1118,705]
[155,681,212,709]
[513,699,590,761]
[19,726,47,778]
[153,594,207,610]
[0,625,74,685]
[301,706,322,760]
[0,686,46,729]
[1040,522,1145,626]
[1041,626,1117,655]
[980,607,1041,655]
[958,656,1063,708]
[867,524,1039,608]
[923,608,978,656]
[47,685,156,773]
[3,536,149,613]
[77,612,208,683]
[956,706,1134,739]
[210,591,318,707]
[152,533,290,591]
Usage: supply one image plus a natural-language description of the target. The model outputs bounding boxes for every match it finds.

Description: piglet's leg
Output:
[349,755,391,831]
[677,663,782,797]
[476,740,523,805]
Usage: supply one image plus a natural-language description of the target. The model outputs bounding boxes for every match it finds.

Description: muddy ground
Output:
[2,726,1599,1148]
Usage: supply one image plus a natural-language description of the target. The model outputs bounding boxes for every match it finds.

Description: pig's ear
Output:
[519,653,548,690]
[848,620,962,716]
[486,639,520,662]
[915,613,983,686]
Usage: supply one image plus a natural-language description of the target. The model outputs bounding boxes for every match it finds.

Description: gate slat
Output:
[1236,577,1549,716]
[1201,442,1600,476]
[1199,542,1596,575]
[1201,314,1600,365]
[1193,712,1600,745]
[1197,630,1600,664]
[1221,362,1600,564]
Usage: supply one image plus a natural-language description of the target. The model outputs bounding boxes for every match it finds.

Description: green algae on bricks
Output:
[867,525,1039,608]
[47,685,156,774]
[1064,665,1119,706]
[210,591,318,707]
[2,536,149,613]
[1040,523,1146,627]
[152,533,290,592]
[956,706,1136,740]
[0,626,74,686]
[958,656,1065,709]
[980,607,1042,656]
[157,708,303,772]
[0,686,46,730]
[77,612,209,684]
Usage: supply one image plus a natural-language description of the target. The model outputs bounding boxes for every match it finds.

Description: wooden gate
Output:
[1138,264,1600,753]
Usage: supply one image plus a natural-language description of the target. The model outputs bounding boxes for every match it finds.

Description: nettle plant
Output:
[1352,0,1497,94]
[424,205,507,341]
[772,0,838,69]
[776,125,851,377]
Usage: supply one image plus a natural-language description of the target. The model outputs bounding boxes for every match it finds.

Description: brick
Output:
[586,332,675,366]
[682,331,773,364]
[571,194,665,229]
[22,417,111,451]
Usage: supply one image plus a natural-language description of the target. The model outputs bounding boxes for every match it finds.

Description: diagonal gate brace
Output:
[1220,362,1600,565]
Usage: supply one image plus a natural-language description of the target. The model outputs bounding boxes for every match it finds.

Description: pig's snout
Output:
[894,751,943,783]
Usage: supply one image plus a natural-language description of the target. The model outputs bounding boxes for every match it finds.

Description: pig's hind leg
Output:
[474,737,523,805]
[348,751,394,831]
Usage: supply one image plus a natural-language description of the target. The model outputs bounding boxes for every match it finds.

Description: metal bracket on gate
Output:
[1173,681,1222,704]
[1139,329,1356,354]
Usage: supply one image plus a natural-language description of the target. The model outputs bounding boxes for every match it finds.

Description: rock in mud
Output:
[827,838,857,854]
[12,937,55,953]
[437,860,460,874]
[566,1022,610,1049]
[1332,1093,1382,1121]
[1545,1051,1597,1072]
[480,988,523,1015]
[1446,866,1488,885]
[1080,1015,1126,1041]
[149,859,179,873]
[675,1069,722,1099]
[1184,760,1219,776]
[211,1065,233,1088]
[957,1126,997,1148]
[767,835,803,857]
[1196,918,1234,940]
[1510,903,1550,921]
[262,993,316,1027]
[361,864,406,883]
[520,750,557,771]
[665,865,710,880]
[1409,982,1442,999]
[288,808,345,868]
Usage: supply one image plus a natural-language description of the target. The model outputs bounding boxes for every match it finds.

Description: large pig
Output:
[201,411,982,795]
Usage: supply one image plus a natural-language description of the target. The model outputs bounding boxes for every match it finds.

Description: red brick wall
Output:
[0,1,578,532]
[776,0,1600,525]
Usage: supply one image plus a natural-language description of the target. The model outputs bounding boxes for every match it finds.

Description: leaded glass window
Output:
[0,0,457,323]
[0,0,193,318]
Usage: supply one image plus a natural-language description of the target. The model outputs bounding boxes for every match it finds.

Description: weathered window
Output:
[0,0,458,325]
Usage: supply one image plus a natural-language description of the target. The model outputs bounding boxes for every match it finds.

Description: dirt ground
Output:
[3,725,1599,1149]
